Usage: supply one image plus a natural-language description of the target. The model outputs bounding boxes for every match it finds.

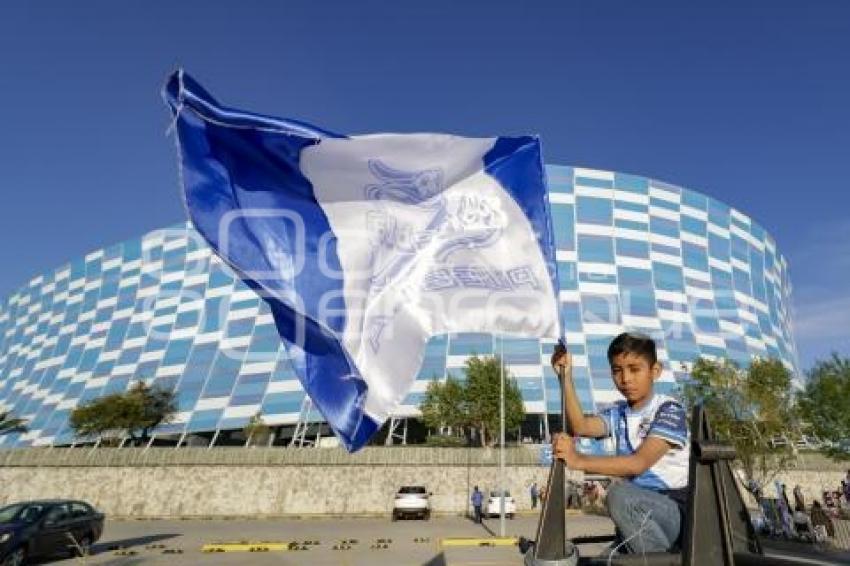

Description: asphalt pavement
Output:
[48,513,615,565]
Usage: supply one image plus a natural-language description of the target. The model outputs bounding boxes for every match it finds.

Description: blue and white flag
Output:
[163,70,561,451]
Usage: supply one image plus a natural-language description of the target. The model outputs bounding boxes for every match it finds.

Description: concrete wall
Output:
[0,465,564,518]
[1,462,845,518]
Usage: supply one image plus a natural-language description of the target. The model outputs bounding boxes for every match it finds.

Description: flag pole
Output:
[523,342,577,565]
[499,334,506,537]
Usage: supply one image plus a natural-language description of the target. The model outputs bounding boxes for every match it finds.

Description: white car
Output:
[392,486,431,520]
[485,490,516,519]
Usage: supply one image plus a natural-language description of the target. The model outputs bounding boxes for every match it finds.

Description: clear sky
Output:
[1,1,848,370]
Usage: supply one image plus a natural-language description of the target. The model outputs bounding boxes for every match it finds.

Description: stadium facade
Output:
[0,166,799,448]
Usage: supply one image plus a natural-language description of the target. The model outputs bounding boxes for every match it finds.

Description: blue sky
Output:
[1,1,847,369]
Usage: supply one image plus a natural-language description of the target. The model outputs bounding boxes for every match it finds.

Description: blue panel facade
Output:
[0,165,800,447]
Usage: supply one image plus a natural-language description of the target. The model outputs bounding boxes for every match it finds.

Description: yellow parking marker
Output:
[440,537,518,547]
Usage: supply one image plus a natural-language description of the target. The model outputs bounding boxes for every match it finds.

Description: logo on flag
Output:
[163,70,561,451]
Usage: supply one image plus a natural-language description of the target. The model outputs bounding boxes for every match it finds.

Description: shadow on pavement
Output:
[92,532,180,553]
[422,552,448,566]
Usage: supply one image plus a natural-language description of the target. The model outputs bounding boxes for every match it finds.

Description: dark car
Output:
[0,500,104,565]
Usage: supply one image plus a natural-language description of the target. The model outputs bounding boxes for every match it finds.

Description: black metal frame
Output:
[525,404,844,566]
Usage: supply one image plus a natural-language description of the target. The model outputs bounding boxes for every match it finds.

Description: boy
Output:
[551,332,690,554]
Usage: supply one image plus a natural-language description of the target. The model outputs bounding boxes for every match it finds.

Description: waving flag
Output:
[163,70,560,451]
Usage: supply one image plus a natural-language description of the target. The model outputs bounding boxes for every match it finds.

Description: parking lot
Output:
[51,513,615,565]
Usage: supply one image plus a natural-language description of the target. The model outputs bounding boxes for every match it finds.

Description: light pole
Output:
[499,335,506,537]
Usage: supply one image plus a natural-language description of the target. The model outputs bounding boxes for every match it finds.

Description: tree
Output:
[0,412,27,436]
[123,381,177,441]
[681,357,801,481]
[464,356,525,447]
[798,353,850,459]
[69,381,176,444]
[420,375,467,435]
[243,411,271,447]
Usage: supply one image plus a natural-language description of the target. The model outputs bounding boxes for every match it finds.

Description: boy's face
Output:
[610,352,661,408]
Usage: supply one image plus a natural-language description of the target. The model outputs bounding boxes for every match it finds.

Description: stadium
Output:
[0,165,799,448]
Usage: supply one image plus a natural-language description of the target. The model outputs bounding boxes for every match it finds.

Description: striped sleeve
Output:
[647,400,688,448]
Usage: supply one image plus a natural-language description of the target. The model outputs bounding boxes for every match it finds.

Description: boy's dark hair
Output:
[607,332,658,366]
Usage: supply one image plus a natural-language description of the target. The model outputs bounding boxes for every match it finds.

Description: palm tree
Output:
[0,412,26,435]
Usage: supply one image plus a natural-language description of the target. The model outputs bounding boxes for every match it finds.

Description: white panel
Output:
[613,209,649,223]
[575,185,614,199]
[194,331,223,345]
[548,193,575,204]
[85,249,104,262]
[649,206,679,221]
[228,307,259,321]
[113,307,134,320]
[231,289,257,302]
[194,397,230,411]
[157,364,186,377]
[649,233,680,248]
[184,273,207,287]
[577,262,617,275]
[137,286,159,298]
[160,271,184,284]
[265,380,304,394]
[614,256,651,269]
[683,267,711,282]
[139,350,165,363]
[613,190,649,205]
[170,327,196,340]
[219,335,251,349]
[123,336,147,349]
[583,323,623,335]
[686,287,714,300]
[649,252,682,266]
[575,224,615,237]
[223,404,262,419]
[100,350,120,362]
[574,167,614,181]
[241,361,277,375]
[655,290,688,304]
[730,208,750,225]
[506,364,543,378]
[649,186,680,203]
[657,309,691,323]
[578,282,619,295]
[206,286,232,298]
[707,224,730,238]
[680,205,708,220]
[622,315,662,329]
[177,299,205,313]
[91,321,110,334]
[680,232,707,247]
[112,364,137,376]
[121,259,142,271]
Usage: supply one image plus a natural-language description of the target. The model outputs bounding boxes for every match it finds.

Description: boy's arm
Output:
[552,345,607,438]
[553,434,672,477]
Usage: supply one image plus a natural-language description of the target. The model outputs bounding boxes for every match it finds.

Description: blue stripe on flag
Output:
[164,71,378,451]
[483,137,560,332]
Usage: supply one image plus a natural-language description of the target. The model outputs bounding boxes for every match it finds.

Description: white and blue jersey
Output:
[600,394,690,491]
